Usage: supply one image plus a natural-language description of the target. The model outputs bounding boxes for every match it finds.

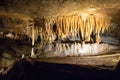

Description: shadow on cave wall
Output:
[0,38,32,58]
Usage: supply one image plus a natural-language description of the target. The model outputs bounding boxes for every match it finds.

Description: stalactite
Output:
[88,16,94,41]
[56,17,62,40]
[31,26,35,46]
[78,16,81,39]
[85,17,90,41]
[66,16,70,38]
[34,14,112,50]
[80,16,85,42]
[100,16,104,33]
[61,17,66,39]
[105,16,112,31]
[62,16,65,35]
[74,16,78,38]
[72,16,75,37]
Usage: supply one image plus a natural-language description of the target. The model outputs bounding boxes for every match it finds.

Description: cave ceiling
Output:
[0,0,120,24]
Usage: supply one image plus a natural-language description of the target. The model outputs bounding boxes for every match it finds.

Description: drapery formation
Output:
[35,14,111,46]
[0,12,112,46]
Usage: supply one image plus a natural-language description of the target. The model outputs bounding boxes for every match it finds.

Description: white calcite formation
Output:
[42,42,118,57]
[39,36,119,57]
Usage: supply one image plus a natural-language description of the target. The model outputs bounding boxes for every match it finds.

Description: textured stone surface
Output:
[42,43,119,57]
[0,0,120,22]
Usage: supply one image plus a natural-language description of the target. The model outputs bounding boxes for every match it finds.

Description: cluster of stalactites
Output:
[37,15,111,45]
[35,17,56,43]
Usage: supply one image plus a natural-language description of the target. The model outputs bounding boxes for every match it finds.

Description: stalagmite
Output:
[30,47,36,58]
[62,44,67,56]
[74,42,78,56]
[82,41,85,47]
[21,54,25,59]
[66,44,69,50]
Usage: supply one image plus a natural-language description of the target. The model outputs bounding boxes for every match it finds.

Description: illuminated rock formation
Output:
[0,11,117,57]
[35,15,112,45]
[0,0,120,57]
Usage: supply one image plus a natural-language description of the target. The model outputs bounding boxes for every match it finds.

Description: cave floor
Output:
[2,53,120,80]
[35,52,120,70]
[1,52,120,80]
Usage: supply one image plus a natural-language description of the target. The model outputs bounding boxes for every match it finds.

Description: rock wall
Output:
[0,0,120,18]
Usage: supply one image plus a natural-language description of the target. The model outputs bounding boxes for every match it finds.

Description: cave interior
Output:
[0,0,120,80]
